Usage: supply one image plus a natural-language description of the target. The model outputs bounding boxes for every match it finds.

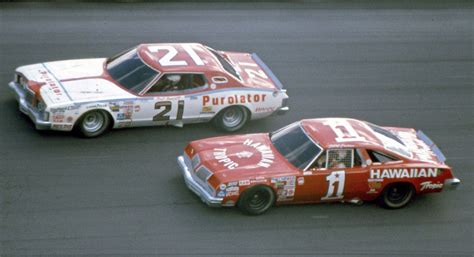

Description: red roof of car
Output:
[137,43,224,73]
[300,118,384,149]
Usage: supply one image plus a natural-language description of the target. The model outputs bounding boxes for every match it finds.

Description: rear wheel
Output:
[77,110,110,138]
[379,183,414,209]
[214,106,249,132]
[238,186,275,215]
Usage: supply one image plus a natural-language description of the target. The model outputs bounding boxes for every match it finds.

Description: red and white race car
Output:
[9,43,289,137]
[178,118,460,215]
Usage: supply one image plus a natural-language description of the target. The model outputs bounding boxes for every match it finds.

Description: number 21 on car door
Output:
[132,97,185,126]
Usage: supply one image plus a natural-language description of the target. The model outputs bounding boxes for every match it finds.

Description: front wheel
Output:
[379,183,415,209]
[213,106,249,132]
[238,186,275,215]
[77,110,110,138]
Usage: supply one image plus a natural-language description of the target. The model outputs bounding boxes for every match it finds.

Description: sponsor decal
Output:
[80,90,103,94]
[110,102,120,112]
[303,171,312,176]
[51,124,73,130]
[217,191,226,198]
[50,105,78,113]
[227,181,238,187]
[38,70,62,96]
[219,184,227,190]
[397,131,436,162]
[255,107,275,113]
[272,176,296,201]
[297,177,305,186]
[226,186,239,192]
[212,138,275,170]
[250,177,267,184]
[202,94,267,107]
[370,168,437,179]
[134,105,141,112]
[52,114,65,123]
[242,139,274,168]
[368,181,382,189]
[201,106,213,113]
[66,116,73,123]
[117,121,132,128]
[86,103,107,109]
[239,180,250,186]
[236,151,253,159]
[226,191,239,197]
[213,148,239,169]
[420,181,443,191]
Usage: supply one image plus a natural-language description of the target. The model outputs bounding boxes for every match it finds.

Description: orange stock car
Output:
[177,118,460,215]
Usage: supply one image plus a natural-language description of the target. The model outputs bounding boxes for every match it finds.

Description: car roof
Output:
[137,43,225,73]
[300,118,385,149]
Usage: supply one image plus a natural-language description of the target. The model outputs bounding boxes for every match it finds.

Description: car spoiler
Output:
[416,130,446,162]
[251,53,284,90]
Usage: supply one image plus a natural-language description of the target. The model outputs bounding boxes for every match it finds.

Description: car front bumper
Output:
[177,155,223,207]
[9,81,51,130]
[444,177,461,189]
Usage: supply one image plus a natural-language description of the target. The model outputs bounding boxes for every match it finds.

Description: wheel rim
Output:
[82,112,104,133]
[387,185,410,204]
[222,108,243,128]
[248,189,270,210]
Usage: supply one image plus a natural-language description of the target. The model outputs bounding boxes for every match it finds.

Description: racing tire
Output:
[214,106,249,132]
[238,186,275,215]
[77,110,110,138]
[379,183,415,209]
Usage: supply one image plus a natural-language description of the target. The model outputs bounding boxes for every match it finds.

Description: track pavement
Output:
[0,2,472,256]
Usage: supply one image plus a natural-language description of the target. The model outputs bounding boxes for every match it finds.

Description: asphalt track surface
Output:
[0,2,472,257]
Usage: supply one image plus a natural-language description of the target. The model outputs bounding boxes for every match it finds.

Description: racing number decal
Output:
[148,45,204,66]
[321,171,345,200]
[153,100,184,122]
[323,119,366,142]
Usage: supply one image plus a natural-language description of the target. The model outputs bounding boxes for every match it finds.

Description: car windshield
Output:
[270,123,322,170]
[106,48,159,94]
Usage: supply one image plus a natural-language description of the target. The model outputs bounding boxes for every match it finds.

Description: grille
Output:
[25,89,36,106]
[195,166,212,182]
[191,154,201,169]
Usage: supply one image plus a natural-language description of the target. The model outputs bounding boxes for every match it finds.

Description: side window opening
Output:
[327,149,353,169]
[354,149,363,167]
[146,73,207,94]
[367,149,399,163]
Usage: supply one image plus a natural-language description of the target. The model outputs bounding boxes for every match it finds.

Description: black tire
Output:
[379,183,415,209]
[213,106,249,132]
[77,110,110,138]
[238,186,275,215]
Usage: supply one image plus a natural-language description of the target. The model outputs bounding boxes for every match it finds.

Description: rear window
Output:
[366,122,411,158]
[208,48,241,79]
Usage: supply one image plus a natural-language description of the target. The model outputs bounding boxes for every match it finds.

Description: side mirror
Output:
[366,160,372,166]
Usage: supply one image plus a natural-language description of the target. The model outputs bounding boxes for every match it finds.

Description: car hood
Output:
[190,133,297,182]
[16,58,135,105]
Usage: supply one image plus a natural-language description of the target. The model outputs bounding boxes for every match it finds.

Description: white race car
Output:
[9,43,289,137]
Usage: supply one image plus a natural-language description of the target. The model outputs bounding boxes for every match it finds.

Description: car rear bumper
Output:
[276,106,289,115]
[444,178,461,189]
[177,155,223,207]
[9,81,51,130]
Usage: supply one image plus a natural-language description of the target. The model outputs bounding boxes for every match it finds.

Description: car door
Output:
[133,73,208,126]
[297,148,369,203]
